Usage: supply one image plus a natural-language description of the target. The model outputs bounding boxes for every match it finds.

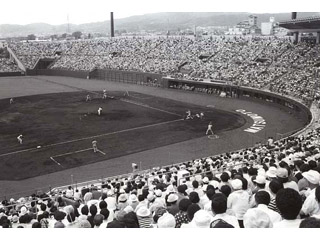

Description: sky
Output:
[0,0,318,25]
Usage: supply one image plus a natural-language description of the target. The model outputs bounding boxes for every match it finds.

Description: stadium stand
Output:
[1,36,320,228]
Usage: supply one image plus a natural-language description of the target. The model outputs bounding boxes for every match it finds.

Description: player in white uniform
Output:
[186,110,193,120]
[102,89,107,99]
[17,134,23,144]
[92,140,98,152]
[86,95,91,102]
[10,98,14,104]
[206,122,214,135]
[98,107,102,116]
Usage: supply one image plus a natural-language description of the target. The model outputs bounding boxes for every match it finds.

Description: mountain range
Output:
[0,12,319,38]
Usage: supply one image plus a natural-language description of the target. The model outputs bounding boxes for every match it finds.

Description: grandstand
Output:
[1,15,320,228]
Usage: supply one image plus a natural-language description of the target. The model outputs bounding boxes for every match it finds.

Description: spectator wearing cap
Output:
[117,193,129,211]
[301,185,320,217]
[277,167,299,192]
[166,193,179,216]
[268,179,283,214]
[243,208,273,228]
[104,191,117,211]
[255,191,282,224]
[227,179,250,228]
[274,188,303,228]
[210,193,240,228]
[266,166,278,181]
[175,198,192,228]
[136,206,153,228]
[128,194,139,210]
[181,210,213,228]
[249,175,270,207]
[157,212,176,228]
[299,170,320,195]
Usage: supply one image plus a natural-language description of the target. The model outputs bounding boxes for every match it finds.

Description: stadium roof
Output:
[279,16,320,31]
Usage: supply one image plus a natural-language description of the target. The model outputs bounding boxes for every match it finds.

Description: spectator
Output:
[210,193,239,228]
[274,188,303,228]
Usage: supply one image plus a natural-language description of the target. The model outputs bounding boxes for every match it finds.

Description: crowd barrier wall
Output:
[0,72,25,77]
[26,69,89,79]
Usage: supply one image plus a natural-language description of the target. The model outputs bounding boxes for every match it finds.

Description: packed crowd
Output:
[1,125,320,228]
[6,37,320,103]
[0,58,20,72]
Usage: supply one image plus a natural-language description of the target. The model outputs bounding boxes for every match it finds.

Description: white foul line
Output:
[50,157,62,167]
[97,149,106,155]
[51,148,93,158]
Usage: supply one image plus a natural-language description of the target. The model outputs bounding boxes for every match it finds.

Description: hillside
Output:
[0,12,319,37]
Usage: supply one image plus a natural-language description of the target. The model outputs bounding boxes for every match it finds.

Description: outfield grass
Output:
[0,91,245,180]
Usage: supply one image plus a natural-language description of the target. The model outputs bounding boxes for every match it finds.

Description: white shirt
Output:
[227,190,250,220]
[257,204,282,223]
[301,188,320,216]
[283,181,299,192]
[273,219,302,228]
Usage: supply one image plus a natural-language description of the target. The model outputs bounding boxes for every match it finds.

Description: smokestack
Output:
[291,12,297,20]
[110,12,115,37]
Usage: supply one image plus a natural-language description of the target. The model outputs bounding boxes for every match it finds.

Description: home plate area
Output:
[49,147,106,167]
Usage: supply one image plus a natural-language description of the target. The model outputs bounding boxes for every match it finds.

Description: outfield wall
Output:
[89,69,163,86]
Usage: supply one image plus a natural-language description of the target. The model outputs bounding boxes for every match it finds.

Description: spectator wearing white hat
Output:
[249,175,270,208]
[227,179,250,228]
[136,206,153,228]
[128,194,139,211]
[166,193,179,216]
[299,170,320,196]
[301,185,320,217]
[181,210,213,228]
[157,213,176,228]
[243,208,273,228]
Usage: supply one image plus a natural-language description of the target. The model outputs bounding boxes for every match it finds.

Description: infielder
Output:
[206,121,214,135]
[17,134,23,144]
